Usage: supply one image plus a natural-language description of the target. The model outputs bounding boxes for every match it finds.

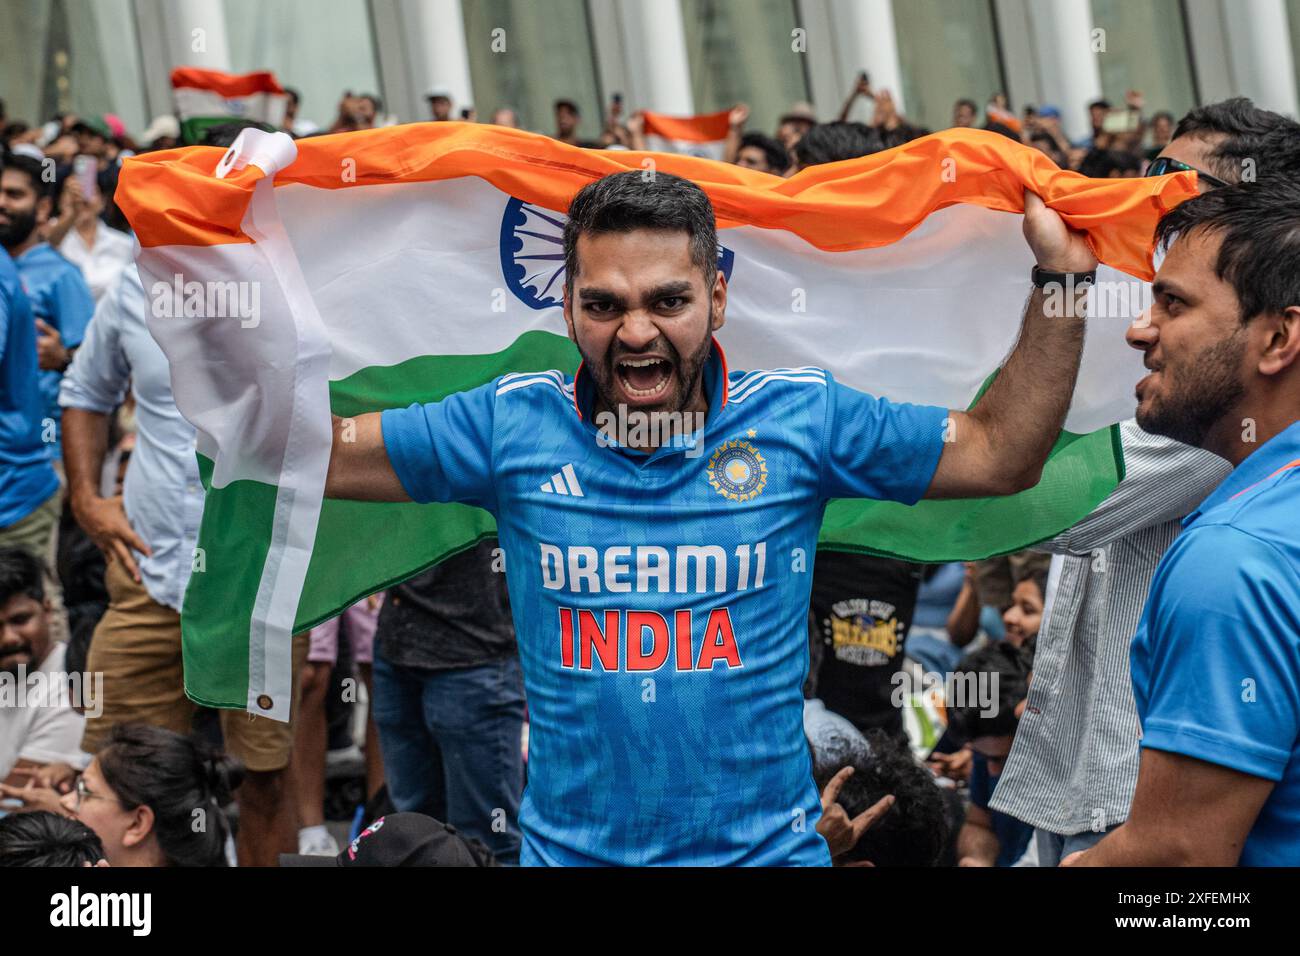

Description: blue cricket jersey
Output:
[1130,420,1300,866]
[0,253,59,528]
[15,242,95,451]
[382,341,948,865]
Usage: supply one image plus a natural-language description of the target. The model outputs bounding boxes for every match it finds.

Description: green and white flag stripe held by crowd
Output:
[116,122,1195,718]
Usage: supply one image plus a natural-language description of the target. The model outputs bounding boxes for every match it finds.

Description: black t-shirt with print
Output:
[807,551,924,738]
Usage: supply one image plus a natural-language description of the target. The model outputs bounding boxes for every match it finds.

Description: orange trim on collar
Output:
[1230,458,1300,499]
[571,359,585,421]
[713,337,730,409]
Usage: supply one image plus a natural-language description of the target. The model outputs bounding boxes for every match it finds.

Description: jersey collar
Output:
[1182,419,1300,528]
[14,241,52,264]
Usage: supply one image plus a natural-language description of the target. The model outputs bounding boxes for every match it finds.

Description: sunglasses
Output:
[1147,156,1229,190]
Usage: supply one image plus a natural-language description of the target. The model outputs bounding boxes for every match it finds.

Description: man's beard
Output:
[583,308,714,417]
[0,208,37,251]
[0,640,33,676]
[1137,332,1247,448]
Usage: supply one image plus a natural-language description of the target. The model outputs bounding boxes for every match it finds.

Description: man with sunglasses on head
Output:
[1147,96,1299,191]
[989,98,1300,867]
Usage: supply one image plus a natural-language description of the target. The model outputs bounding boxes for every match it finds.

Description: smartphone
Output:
[612,92,623,107]
[460,108,472,119]
[73,154,97,199]
[858,70,870,87]
[1102,108,1140,134]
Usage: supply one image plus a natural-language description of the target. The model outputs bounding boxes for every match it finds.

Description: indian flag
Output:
[115,123,1194,719]
[641,109,732,159]
[172,67,288,145]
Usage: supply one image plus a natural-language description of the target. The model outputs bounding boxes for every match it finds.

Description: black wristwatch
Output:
[1032,265,1097,289]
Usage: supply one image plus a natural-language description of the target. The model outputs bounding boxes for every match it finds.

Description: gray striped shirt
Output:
[988,419,1231,835]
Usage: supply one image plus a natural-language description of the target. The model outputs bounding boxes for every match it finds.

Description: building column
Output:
[612,0,693,114]
[1220,0,1299,116]
[393,0,474,119]
[824,0,906,116]
[132,0,231,122]
[1023,0,1103,143]
[160,0,232,69]
[372,0,475,123]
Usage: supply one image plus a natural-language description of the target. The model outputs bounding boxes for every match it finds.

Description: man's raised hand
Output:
[1022,190,1097,273]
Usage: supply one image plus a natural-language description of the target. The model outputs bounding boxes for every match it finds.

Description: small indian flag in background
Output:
[172,67,288,144]
[641,109,732,160]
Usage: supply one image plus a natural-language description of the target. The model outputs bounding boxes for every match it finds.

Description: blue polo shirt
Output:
[15,242,95,453]
[1130,421,1300,866]
[0,253,59,528]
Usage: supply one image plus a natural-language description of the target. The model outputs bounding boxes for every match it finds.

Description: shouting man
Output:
[323,170,1096,865]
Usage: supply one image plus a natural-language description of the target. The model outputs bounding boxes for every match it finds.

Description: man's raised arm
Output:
[325,412,411,502]
[924,192,1098,499]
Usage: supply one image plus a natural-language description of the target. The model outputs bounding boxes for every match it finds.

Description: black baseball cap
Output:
[279,813,497,867]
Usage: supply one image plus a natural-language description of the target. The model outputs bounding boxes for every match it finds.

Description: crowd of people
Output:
[1,67,1299,868]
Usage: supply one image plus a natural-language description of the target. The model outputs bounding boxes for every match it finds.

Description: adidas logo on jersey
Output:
[541,463,585,497]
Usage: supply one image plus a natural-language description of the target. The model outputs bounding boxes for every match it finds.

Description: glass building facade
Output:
[224,0,383,130]
[680,0,810,133]
[891,0,1005,133]
[461,0,603,138]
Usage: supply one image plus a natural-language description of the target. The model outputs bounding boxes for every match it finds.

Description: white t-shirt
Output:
[59,221,135,303]
[0,642,87,780]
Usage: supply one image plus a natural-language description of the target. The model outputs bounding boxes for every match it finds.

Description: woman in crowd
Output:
[60,723,242,867]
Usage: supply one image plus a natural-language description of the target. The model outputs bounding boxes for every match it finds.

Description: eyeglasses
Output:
[74,775,111,812]
[1147,156,1229,190]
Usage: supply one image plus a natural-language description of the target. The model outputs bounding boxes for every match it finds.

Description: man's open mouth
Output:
[616,356,673,400]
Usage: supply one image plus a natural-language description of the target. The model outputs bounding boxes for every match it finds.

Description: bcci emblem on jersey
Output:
[708,439,768,502]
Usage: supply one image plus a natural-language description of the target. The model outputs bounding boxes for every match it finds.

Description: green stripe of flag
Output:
[180,330,1122,709]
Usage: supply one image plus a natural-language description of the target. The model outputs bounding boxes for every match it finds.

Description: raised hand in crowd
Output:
[816,765,895,859]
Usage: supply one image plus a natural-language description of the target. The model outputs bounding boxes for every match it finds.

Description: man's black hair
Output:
[0,811,105,867]
[1078,147,1142,178]
[1151,110,1175,125]
[554,98,580,115]
[738,131,789,174]
[983,121,1020,142]
[284,86,301,107]
[0,150,54,200]
[562,170,718,293]
[1,123,29,148]
[1217,124,1300,186]
[200,120,276,149]
[812,729,950,866]
[1171,97,1300,183]
[946,641,1034,743]
[1089,99,1112,111]
[1030,131,1065,159]
[793,121,883,168]
[954,98,977,113]
[1156,177,1300,327]
[0,546,45,606]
